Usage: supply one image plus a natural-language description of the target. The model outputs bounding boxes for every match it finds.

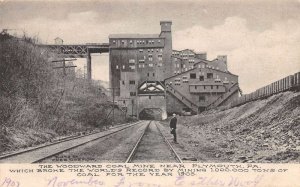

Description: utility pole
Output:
[132,99,134,117]
[107,87,120,126]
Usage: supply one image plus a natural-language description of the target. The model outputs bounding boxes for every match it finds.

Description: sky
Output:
[1,0,300,93]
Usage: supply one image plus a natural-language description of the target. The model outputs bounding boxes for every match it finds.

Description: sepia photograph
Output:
[0,0,299,186]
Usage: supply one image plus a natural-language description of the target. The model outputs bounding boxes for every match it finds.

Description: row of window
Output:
[173,62,222,72]
[173,73,230,83]
[172,52,195,57]
[172,82,221,89]
[173,67,193,74]
[130,92,136,96]
[190,72,213,79]
[139,49,163,53]
[194,85,220,90]
[122,80,136,85]
[198,64,220,70]
[112,39,161,45]
[116,65,135,70]
[117,63,163,69]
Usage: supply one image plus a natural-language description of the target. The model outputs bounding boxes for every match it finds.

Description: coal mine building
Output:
[109,21,239,120]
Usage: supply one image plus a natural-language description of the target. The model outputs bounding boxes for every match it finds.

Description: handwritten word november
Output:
[47,176,104,187]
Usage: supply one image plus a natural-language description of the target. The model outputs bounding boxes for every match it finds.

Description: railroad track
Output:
[0,121,144,163]
[125,121,182,163]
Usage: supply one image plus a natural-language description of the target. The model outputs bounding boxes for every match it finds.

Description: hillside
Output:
[162,91,300,163]
[0,34,129,154]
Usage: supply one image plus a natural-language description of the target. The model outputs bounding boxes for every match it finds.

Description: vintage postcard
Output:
[0,0,299,186]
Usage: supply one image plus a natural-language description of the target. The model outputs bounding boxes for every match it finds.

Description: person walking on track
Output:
[170,113,178,143]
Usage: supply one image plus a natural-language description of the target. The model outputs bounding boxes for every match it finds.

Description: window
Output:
[190,73,196,79]
[224,77,229,84]
[158,62,162,67]
[129,59,135,64]
[147,73,149,77]
[199,96,205,102]
[211,85,213,89]
[195,86,197,89]
[122,80,125,85]
[153,73,155,77]
[199,76,204,81]
[123,100,125,104]
[149,57,153,61]
[129,64,135,70]
[158,40,161,43]
[116,65,119,69]
[130,92,136,96]
[216,85,219,89]
[207,73,213,79]
[122,65,125,69]
[121,40,125,44]
[149,63,153,67]
[129,80,135,85]
[204,86,206,90]
[129,40,133,44]
[139,49,143,53]
[149,96,151,99]
[112,40,116,44]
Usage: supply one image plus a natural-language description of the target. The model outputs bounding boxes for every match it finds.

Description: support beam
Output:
[87,52,92,80]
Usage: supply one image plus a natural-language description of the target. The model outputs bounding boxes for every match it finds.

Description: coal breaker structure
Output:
[109,21,239,119]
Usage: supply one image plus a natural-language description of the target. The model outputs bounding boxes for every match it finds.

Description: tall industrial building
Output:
[109,21,239,119]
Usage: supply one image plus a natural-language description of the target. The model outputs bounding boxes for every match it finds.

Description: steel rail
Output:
[0,121,143,162]
[125,121,151,163]
[155,122,183,163]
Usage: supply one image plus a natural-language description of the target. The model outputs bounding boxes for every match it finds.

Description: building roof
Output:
[109,34,161,39]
